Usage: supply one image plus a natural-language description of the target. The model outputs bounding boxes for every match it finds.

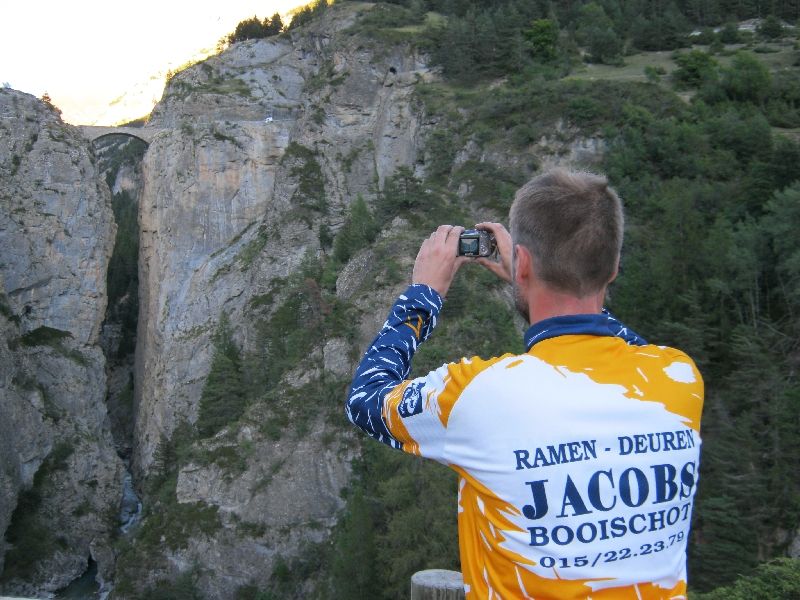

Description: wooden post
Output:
[410,569,465,600]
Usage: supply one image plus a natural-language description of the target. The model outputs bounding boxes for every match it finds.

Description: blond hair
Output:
[510,168,623,297]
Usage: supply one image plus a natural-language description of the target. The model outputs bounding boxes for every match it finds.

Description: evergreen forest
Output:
[312,1,800,597]
[104,1,800,598]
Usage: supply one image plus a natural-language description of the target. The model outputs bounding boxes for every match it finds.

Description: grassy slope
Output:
[567,42,797,83]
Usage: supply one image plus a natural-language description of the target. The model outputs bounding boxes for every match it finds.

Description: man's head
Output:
[509,168,624,316]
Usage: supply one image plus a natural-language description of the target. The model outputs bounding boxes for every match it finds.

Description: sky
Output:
[0,0,308,125]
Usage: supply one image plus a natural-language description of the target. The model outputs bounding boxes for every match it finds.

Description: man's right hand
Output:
[412,225,466,297]
[475,222,513,283]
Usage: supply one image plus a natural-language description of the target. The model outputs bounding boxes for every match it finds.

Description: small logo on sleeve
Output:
[404,316,423,339]
[398,381,425,418]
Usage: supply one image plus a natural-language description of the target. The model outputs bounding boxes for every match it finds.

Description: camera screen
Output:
[460,238,479,254]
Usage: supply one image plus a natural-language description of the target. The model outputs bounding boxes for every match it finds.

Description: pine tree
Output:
[526,19,560,62]
[331,489,380,599]
[268,13,284,35]
[377,166,428,220]
[432,17,477,82]
[493,5,527,73]
[719,21,741,44]
[333,195,377,264]
[575,2,623,63]
[721,52,772,105]
[40,92,61,115]
[197,314,247,438]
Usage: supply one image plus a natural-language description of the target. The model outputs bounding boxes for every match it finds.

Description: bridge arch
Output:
[80,125,163,144]
[91,131,150,145]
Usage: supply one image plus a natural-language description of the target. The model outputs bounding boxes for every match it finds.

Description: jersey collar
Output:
[524,309,647,351]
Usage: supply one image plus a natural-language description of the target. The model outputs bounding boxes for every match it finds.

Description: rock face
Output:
[95,135,147,457]
[123,5,437,595]
[134,6,433,476]
[0,89,124,594]
[0,6,609,597]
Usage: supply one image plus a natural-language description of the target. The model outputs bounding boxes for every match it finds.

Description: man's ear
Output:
[514,244,532,285]
[609,253,621,284]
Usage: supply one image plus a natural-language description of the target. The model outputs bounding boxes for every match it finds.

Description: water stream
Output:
[54,462,142,598]
[119,466,142,534]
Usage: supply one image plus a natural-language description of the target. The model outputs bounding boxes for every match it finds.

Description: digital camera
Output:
[458,229,496,257]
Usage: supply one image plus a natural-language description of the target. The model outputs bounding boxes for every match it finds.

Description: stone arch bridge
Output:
[80,125,164,144]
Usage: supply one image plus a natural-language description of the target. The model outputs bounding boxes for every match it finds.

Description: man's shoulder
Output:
[446,351,556,386]
[445,352,522,380]
[526,334,704,386]
[652,343,698,362]
[435,351,538,393]
[638,343,703,377]
[448,339,704,392]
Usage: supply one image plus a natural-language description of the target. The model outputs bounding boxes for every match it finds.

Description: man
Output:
[346,168,704,599]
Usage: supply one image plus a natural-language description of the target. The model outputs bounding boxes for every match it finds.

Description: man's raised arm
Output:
[345,283,443,448]
[345,225,466,450]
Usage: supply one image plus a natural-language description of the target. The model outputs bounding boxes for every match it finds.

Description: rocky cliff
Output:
[118,5,439,595]
[115,3,608,596]
[2,4,604,597]
[96,134,147,458]
[3,5,796,596]
[0,89,124,595]
[134,5,431,475]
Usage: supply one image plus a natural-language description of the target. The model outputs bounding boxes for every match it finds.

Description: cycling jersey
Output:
[347,284,704,599]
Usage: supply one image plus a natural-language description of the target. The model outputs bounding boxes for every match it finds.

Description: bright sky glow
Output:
[0,0,308,125]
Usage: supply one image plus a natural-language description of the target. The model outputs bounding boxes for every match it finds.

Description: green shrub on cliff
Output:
[10,326,87,366]
[281,142,327,221]
[1,442,74,582]
[197,314,247,438]
[288,0,329,31]
[332,195,378,263]
[227,14,284,44]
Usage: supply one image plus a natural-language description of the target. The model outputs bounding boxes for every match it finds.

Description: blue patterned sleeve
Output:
[345,284,443,449]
